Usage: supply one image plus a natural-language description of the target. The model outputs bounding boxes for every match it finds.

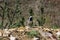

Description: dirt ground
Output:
[0,26,60,40]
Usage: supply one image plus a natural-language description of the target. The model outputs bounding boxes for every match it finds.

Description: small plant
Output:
[9,22,21,28]
[37,17,45,26]
[20,17,25,26]
[51,24,59,29]
[27,30,39,38]
[0,22,3,29]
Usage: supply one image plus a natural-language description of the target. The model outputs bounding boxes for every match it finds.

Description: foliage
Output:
[27,30,39,38]
[0,22,3,29]
[37,17,45,26]
[0,0,60,29]
[9,22,20,28]
[51,24,59,29]
[37,7,45,26]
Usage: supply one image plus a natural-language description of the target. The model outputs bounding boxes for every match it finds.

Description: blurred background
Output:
[0,0,60,29]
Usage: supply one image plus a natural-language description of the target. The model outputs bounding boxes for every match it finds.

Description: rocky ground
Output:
[0,26,60,40]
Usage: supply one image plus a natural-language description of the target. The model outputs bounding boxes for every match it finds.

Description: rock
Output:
[33,37,39,40]
[9,35,16,40]
[56,31,60,37]
[3,29,10,37]
[25,26,30,30]
[8,28,16,32]
[0,30,3,36]
[17,27,25,32]
[0,32,2,36]
[43,28,50,31]
[25,26,30,31]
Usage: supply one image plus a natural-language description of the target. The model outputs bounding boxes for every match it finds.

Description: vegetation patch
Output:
[27,30,39,38]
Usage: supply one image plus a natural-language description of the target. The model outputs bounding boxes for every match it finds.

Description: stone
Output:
[9,35,16,40]
[33,37,39,40]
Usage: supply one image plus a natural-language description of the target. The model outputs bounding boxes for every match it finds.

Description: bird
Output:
[29,16,33,21]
